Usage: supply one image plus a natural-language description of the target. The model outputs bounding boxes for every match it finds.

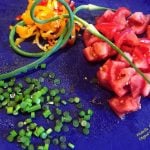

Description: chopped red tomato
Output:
[95,10,115,24]
[83,46,98,62]
[128,12,150,34]
[130,74,145,98]
[83,30,92,47]
[139,38,150,44]
[95,22,121,40]
[83,41,116,62]
[110,61,135,97]
[117,52,133,66]
[97,59,112,89]
[142,73,150,97]
[92,42,111,60]
[138,40,150,66]
[120,45,133,53]
[132,47,149,71]
[86,35,102,47]
[111,7,131,29]
[147,25,150,39]
[114,28,139,48]
[109,95,141,118]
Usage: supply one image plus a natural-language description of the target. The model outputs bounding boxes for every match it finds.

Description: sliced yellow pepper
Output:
[16,25,37,39]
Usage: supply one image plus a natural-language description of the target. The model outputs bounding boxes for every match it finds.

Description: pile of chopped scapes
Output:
[0,65,93,150]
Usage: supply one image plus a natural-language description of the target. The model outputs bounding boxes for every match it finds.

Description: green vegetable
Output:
[43,109,51,118]
[27,104,41,112]
[28,144,34,150]
[72,120,79,128]
[82,128,90,135]
[68,142,75,149]
[52,138,59,145]
[40,63,47,69]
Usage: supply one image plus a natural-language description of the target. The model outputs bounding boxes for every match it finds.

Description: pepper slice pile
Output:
[15,0,77,51]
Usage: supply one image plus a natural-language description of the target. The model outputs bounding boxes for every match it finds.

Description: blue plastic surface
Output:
[0,0,150,150]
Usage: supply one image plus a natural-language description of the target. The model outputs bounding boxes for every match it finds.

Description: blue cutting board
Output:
[0,0,150,150]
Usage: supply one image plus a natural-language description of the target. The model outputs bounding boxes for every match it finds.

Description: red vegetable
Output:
[128,12,150,34]
[96,22,121,40]
[83,46,97,62]
[83,30,102,47]
[147,25,150,39]
[114,28,139,48]
[109,61,135,97]
[95,10,115,24]
[130,74,145,98]
[97,59,112,89]
[82,7,150,118]
[108,95,141,119]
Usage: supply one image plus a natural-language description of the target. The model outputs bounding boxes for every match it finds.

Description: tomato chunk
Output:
[92,42,111,60]
[109,95,141,118]
[147,25,150,39]
[132,47,149,71]
[95,22,121,40]
[130,74,145,98]
[142,73,150,97]
[97,59,112,89]
[110,65,136,97]
[114,28,139,48]
[83,30,92,47]
[117,52,133,66]
[83,46,98,62]
[95,10,115,24]
[128,12,150,34]
[111,7,131,29]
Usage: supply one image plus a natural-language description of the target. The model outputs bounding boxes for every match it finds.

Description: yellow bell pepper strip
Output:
[16,25,36,39]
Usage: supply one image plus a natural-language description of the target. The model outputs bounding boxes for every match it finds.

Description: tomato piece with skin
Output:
[92,42,111,60]
[83,30,102,47]
[83,46,98,62]
[95,9,115,24]
[114,28,139,48]
[139,38,150,44]
[142,73,150,97]
[147,25,150,39]
[128,12,150,34]
[110,61,135,97]
[138,40,150,66]
[111,7,131,28]
[130,74,145,98]
[95,22,122,40]
[83,30,92,47]
[121,45,134,53]
[87,35,102,47]
[116,52,133,66]
[132,47,149,71]
[109,95,141,119]
[97,59,112,89]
